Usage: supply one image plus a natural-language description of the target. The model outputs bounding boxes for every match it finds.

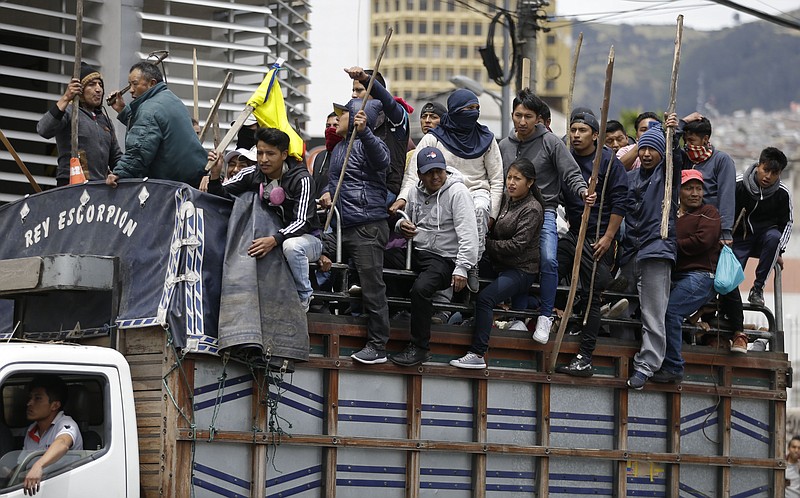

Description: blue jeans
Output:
[472,269,536,355]
[282,234,323,301]
[662,271,715,376]
[733,228,781,290]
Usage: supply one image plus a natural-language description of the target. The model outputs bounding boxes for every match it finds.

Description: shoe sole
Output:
[351,354,388,365]
[532,333,549,344]
[730,346,748,354]
[627,382,645,390]
[450,360,486,369]
[556,368,593,377]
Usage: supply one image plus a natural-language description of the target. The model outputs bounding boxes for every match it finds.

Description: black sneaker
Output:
[390,343,431,366]
[627,371,648,390]
[351,344,387,364]
[467,266,480,293]
[651,369,683,383]
[748,287,765,307]
[431,311,451,324]
[556,354,593,377]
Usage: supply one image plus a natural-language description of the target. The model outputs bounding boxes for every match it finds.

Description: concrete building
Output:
[0,0,311,203]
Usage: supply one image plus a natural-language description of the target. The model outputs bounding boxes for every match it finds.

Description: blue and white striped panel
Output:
[729,466,771,498]
[184,206,205,343]
[193,370,254,433]
[193,442,252,498]
[486,380,537,446]
[265,446,323,498]
[486,454,535,495]
[115,316,160,329]
[338,371,407,439]
[679,464,718,497]
[680,395,718,456]
[420,377,473,442]
[551,385,615,450]
[628,391,668,454]
[549,457,614,497]
[626,460,666,497]
[336,448,405,497]
[157,190,186,322]
[270,370,325,435]
[420,451,472,496]
[730,399,771,458]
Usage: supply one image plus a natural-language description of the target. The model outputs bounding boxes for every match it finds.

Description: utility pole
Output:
[516,0,550,92]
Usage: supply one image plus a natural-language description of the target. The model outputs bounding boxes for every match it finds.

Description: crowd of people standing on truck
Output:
[38,60,792,392]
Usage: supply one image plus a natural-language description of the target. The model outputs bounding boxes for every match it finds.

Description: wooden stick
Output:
[0,128,43,192]
[199,71,233,142]
[205,107,254,171]
[661,15,684,240]
[521,58,531,90]
[70,0,84,159]
[192,48,199,122]
[566,32,583,149]
[323,28,394,231]
[548,46,614,374]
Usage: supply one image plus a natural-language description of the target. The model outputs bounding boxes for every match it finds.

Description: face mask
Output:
[325,126,343,151]
[685,143,712,164]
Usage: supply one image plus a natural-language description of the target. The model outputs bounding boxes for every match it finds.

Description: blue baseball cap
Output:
[417,146,447,174]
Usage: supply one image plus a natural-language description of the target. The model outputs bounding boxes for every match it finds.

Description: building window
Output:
[393,68,399,81]
[459,45,469,58]
[445,67,454,79]
[404,91,413,101]
[407,0,414,9]
[473,68,482,82]
[446,45,454,58]
[404,67,413,80]
[461,22,469,35]
[395,0,400,9]
[385,0,389,11]
[419,21,427,34]
[419,0,428,10]
[433,21,441,34]
[374,24,379,36]
[547,34,556,45]
[405,20,414,34]
[405,43,413,57]
[432,67,441,80]
[419,67,427,80]
[419,44,428,57]
[446,22,455,35]
[474,23,483,36]
[393,45,399,57]
[374,0,379,12]
[447,1,454,11]
[433,0,441,10]
[432,44,441,57]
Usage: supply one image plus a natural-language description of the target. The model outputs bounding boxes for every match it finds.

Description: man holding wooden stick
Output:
[37,63,121,185]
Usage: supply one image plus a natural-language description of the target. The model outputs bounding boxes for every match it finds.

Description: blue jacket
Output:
[114,82,206,187]
[564,146,628,237]
[326,99,390,228]
[619,158,680,266]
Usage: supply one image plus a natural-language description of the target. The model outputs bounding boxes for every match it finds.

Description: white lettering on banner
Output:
[23,202,139,248]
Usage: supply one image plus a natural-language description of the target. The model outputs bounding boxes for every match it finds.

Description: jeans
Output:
[621,258,672,377]
[662,271,715,375]
[282,234,323,302]
[733,228,781,290]
[341,221,390,350]
[409,250,455,350]
[472,269,536,355]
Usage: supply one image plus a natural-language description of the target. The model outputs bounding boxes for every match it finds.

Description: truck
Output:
[0,180,791,497]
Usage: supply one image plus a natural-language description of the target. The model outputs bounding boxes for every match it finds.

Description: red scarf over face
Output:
[325,126,343,151]
[685,143,713,164]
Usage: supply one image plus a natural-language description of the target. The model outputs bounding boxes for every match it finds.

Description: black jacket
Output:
[733,173,792,250]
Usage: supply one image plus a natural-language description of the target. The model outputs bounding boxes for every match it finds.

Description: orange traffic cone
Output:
[69,156,87,184]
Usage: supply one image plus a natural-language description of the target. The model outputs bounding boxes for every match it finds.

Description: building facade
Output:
[0,0,311,203]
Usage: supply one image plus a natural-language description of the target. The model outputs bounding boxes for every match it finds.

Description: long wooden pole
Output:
[661,15,684,239]
[566,32,583,149]
[521,58,531,90]
[70,0,84,160]
[0,129,42,193]
[549,46,615,374]
[199,71,233,142]
[323,28,394,231]
[192,48,200,122]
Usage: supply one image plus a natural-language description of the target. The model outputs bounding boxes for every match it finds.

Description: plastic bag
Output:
[714,245,745,294]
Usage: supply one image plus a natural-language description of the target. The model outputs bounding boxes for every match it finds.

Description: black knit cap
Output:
[79,62,103,88]
[420,102,446,118]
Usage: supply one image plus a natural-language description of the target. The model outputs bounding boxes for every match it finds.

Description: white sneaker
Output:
[533,315,553,344]
[506,319,528,331]
[300,296,311,313]
[749,338,768,352]
[450,352,486,369]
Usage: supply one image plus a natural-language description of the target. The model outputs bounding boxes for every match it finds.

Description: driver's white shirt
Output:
[23,411,83,451]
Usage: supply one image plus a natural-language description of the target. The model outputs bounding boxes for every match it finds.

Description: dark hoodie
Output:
[325,99,390,228]
[498,123,586,211]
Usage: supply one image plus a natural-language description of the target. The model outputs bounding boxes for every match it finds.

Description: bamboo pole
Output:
[70,0,84,160]
[192,48,199,122]
[548,46,615,374]
[566,32,583,149]
[661,15,684,239]
[0,129,42,192]
[521,58,531,90]
[323,28,394,231]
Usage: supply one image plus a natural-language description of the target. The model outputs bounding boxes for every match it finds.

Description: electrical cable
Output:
[480,10,518,86]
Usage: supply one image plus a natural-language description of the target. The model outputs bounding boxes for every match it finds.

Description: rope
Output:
[207,352,230,442]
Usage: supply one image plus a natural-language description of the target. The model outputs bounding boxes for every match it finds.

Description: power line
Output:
[708,0,800,31]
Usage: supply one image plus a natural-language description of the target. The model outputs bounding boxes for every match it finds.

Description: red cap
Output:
[681,169,704,185]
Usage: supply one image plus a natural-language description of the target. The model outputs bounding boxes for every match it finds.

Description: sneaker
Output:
[391,310,411,322]
[300,296,312,313]
[532,315,554,344]
[348,284,362,296]
[607,275,629,292]
[506,319,528,331]
[555,354,593,377]
[351,344,387,364]
[651,369,683,383]
[467,267,480,293]
[748,287,765,307]
[627,371,648,390]
[450,351,486,369]
[431,311,451,325]
[730,332,748,354]
[749,338,768,352]
[602,298,629,319]
[390,343,431,366]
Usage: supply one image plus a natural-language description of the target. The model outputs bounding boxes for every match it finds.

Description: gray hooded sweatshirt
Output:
[398,167,479,279]
[498,123,586,211]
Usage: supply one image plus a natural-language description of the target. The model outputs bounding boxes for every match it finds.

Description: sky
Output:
[306,0,800,137]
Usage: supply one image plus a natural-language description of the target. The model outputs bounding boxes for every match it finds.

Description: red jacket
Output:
[675,203,721,273]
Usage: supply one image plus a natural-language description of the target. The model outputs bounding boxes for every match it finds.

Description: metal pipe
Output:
[396,210,413,270]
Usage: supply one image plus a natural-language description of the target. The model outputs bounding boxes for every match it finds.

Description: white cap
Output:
[241,145,258,162]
